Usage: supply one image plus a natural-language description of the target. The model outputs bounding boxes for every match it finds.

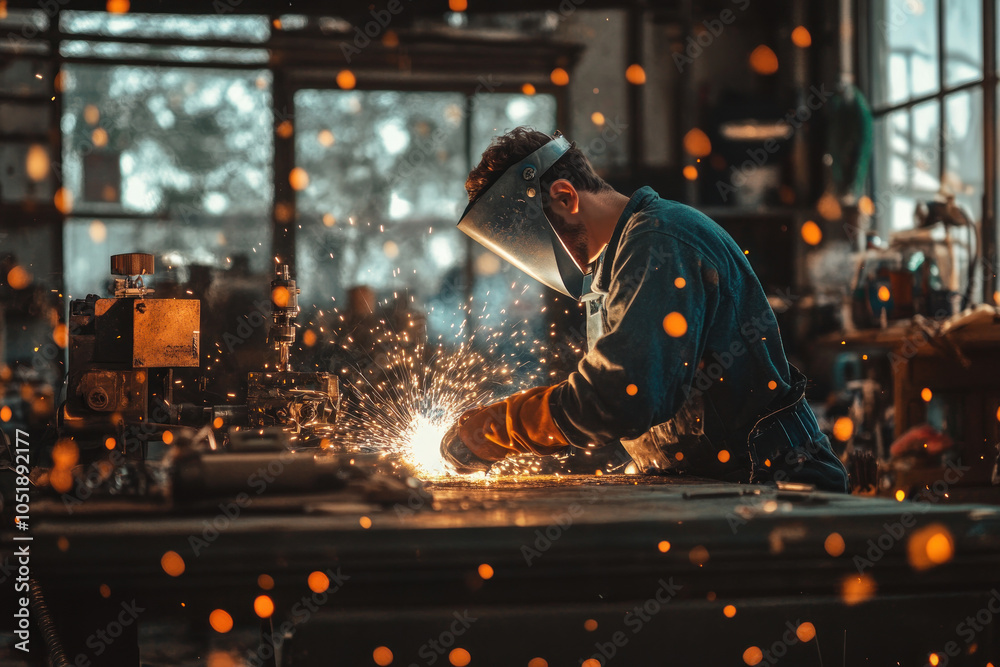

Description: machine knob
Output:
[86,387,110,411]
[110,253,155,276]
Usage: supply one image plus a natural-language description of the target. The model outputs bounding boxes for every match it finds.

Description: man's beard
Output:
[566,226,590,271]
[547,209,591,272]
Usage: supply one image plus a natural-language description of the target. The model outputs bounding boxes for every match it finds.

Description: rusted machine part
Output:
[269,265,300,372]
[62,254,200,443]
[245,371,340,433]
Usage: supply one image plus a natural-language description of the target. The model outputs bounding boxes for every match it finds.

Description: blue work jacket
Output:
[549,187,849,492]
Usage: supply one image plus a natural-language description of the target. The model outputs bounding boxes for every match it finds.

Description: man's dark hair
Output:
[465,126,612,204]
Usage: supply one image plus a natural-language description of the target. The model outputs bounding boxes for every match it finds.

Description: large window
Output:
[869,0,986,232]
[292,88,556,339]
[56,12,275,298]
[62,64,274,297]
[50,11,559,334]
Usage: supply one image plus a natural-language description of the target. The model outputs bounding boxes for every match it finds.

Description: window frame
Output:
[0,8,576,301]
[861,0,998,303]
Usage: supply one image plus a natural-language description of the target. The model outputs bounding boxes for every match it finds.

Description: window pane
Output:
[61,64,274,299]
[944,87,983,221]
[295,90,467,223]
[1,225,58,290]
[60,11,270,42]
[945,0,982,86]
[469,93,557,163]
[61,65,273,216]
[0,57,52,93]
[0,143,55,203]
[293,90,469,336]
[873,100,941,231]
[871,0,939,107]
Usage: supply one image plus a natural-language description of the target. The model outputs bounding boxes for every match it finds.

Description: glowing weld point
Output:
[402,415,454,477]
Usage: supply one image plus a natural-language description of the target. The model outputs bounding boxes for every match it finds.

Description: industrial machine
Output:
[60,253,338,444]
[60,252,200,447]
[47,253,364,504]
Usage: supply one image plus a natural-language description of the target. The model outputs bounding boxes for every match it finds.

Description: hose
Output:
[29,579,71,667]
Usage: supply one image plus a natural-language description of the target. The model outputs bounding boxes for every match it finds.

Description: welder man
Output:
[439,128,849,493]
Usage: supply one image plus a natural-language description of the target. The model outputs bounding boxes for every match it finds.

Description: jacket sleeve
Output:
[550,231,721,445]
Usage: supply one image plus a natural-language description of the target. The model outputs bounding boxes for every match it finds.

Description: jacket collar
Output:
[592,187,659,294]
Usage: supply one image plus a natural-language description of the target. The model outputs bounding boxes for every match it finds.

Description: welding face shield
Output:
[458,135,591,300]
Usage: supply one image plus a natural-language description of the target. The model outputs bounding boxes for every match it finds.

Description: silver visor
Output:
[457,136,590,300]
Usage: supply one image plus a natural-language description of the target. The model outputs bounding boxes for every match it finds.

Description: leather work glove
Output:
[439,385,570,474]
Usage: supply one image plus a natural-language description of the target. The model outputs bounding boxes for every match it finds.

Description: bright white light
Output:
[402,414,451,476]
[203,192,227,214]
[155,108,176,129]
[430,235,455,267]
[380,121,410,154]
[389,192,412,219]
[507,98,530,121]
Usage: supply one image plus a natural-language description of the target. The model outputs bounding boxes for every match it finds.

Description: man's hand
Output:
[439,413,493,474]
[438,386,571,473]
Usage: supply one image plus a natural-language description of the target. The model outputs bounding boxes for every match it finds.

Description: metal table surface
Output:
[8,475,1000,666]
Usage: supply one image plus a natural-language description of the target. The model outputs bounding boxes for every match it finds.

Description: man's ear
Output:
[548,179,580,216]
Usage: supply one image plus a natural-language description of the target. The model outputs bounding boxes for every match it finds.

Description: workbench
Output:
[7,474,1000,666]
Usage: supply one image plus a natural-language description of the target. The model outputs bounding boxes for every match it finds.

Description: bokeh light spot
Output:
[308,571,330,593]
[749,45,779,74]
[254,595,274,618]
[373,646,394,666]
[625,63,646,84]
[337,70,357,89]
[743,646,763,665]
[841,574,876,605]
[209,609,233,633]
[801,220,822,245]
[289,167,310,191]
[161,551,185,577]
[683,128,712,157]
[832,416,854,442]
[663,312,687,337]
[7,266,31,289]
[791,26,812,47]
[824,532,845,557]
